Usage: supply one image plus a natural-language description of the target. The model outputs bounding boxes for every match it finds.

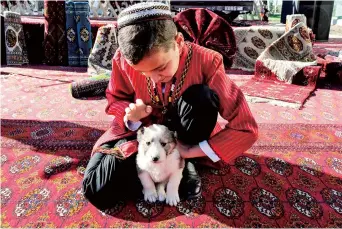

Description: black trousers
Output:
[82,84,220,210]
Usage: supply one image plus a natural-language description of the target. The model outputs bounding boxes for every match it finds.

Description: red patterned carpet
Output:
[1,66,342,227]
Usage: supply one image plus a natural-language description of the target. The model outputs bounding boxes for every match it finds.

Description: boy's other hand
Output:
[124,99,152,122]
[177,142,206,159]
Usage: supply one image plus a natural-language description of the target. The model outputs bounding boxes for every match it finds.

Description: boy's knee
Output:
[174,84,220,145]
[81,151,138,210]
[81,153,118,209]
[82,173,101,209]
[81,162,101,205]
[181,84,220,109]
[82,175,94,201]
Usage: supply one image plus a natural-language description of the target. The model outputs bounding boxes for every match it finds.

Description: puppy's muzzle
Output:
[152,156,160,162]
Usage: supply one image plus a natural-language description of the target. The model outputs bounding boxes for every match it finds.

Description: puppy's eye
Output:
[160,142,167,147]
[146,141,151,146]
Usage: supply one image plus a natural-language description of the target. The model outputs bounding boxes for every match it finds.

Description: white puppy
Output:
[136,124,184,206]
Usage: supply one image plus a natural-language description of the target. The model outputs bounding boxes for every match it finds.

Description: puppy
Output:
[136,124,185,206]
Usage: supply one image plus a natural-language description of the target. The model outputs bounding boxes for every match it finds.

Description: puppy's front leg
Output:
[139,171,158,203]
[156,182,167,202]
[166,168,183,206]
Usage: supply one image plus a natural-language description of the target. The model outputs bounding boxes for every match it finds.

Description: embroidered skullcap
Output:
[117,2,172,30]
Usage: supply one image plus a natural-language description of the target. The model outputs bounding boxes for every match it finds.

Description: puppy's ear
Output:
[137,126,145,142]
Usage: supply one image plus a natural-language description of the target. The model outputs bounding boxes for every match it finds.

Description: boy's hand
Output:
[124,99,152,122]
[177,142,206,159]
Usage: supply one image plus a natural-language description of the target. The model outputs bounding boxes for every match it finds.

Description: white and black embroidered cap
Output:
[117,2,172,30]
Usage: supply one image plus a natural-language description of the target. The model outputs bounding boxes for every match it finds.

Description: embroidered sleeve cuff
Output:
[125,120,142,131]
[199,140,220,162]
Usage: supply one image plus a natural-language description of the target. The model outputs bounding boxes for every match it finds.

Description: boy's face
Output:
[130,33,184,83]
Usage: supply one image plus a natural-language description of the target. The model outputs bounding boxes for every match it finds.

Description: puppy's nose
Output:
[152,156,160,162]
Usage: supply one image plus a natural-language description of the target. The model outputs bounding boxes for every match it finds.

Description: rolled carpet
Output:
[70,74,110,99]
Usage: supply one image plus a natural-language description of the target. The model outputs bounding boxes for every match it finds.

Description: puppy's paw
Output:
[143,188,158,203]
[157,189,167,202]
[166,190,180,206]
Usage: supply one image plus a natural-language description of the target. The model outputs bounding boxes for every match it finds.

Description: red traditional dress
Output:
[92,42,258,165]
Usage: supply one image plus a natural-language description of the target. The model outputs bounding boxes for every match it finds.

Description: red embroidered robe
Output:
[92,42,258,165]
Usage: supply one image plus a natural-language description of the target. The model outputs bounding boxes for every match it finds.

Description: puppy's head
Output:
[137,124,176,163]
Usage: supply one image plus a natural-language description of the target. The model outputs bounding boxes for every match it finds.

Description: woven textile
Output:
[231,25,286,71]
[1,120,342,228]
[240,22,319,109]
[65,1,92,66]
[70,74,110,99]
[255,22,317,83]
[43,0,68,66]
[285,14,307,32]
[241,65,321,108]
[65,0,80,66]
[74,1,92,66]
[3,11,28,65]
[286,14,315,44]
[87,24,118,76]
[174,8,237,68]
[231,14,315,72]
[1,16,6,65]
[1,66,342,227]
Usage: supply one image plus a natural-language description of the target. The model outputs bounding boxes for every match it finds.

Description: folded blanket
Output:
[70,74,110,99]
[231,26,285,71]
[174,8,236,68]
[3,11,29,65]
[232,14,316,71]
[285,14,307,32]
[286,14,315,44]
[240,22,320,109]
[256,22,317,83]
[88,24,118,76]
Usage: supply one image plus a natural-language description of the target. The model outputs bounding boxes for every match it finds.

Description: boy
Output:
[82,2,258,211]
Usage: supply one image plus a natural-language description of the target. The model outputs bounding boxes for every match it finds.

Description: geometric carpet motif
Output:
[1,121,342,228]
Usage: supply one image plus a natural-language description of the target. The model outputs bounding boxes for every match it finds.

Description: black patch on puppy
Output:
[137,126,145,143]
[179,158,185,169]
[136,163,143,174]
[164,130,177,156]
